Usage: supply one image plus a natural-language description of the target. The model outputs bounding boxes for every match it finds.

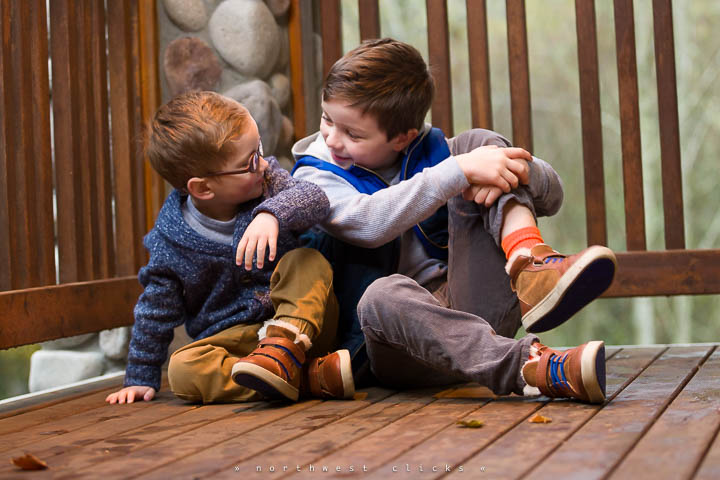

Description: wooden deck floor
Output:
[1,344,720,479]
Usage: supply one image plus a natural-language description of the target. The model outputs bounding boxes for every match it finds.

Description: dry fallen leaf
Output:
[11,453,48,470]
[457,419,484,428]
[353,392,368,401]
[528,414,552,424]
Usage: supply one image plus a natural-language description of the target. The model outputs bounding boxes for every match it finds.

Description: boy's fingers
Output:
[256,238,267,269]
[245,237,257,270]
[127,390,135,403]
[501,170,519,189]
[236,236,248,265]
[144,389,155,401]
[268,236,277,261]
[485,187,502,206]
[504,147,532,161]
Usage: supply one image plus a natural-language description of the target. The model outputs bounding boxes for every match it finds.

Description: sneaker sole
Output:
[580,340,606,403]
[231,362,299,401]
[523,246,617,333]
[337,349,356,399]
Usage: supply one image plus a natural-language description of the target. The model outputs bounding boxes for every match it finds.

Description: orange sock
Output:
[501,226,543,260]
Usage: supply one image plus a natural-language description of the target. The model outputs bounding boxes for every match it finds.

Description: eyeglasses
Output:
[205,142,263,177]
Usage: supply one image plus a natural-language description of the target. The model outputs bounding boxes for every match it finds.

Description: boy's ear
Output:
[186,177,215,200]
[390,128,419,152]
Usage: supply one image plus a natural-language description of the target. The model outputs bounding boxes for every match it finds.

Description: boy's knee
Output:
[449,128,511,155]
[276,247,332,281]
[167,348,203,400]
[358,274,408,327]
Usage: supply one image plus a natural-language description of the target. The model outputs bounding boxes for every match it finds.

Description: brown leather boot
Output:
[522,341,606,403]
[507,244,617,333]
[301,349,355,399]
[231,335,306,401]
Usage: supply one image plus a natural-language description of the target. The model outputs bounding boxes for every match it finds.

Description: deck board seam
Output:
[603,345,717,480]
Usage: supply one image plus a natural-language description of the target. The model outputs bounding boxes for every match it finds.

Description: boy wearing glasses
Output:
[106,91,354,405]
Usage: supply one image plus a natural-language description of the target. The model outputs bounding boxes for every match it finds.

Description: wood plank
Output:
[229,388,443,479]
[289,0,309,139]
[138,0,165,231]
[13,401,261,477]
[652,0,685,250]
[453,347,664,478]
[531,346,713,479]
[694,418,720,479]
[292,398,485,479]
[50,0,86,283]
[75,0,97,281]
[89,0,115,279]
[610,348,720,479]
[426,0,453,136]
[127,0,149,270]
[358,0,380,40]
[0,276,141,349]
[505,0,532,151]
[29,0,56,286]
[614,0,646,251]
[107,0,142,277]
[466,0,492,130]
[5,0,35,288]
[575,0,607,246]
[0,1,13,290]
[603,249,720,297]
[319,0,342,80]
[0,387,118,434]
[0,392,194,477]
[103,389,393,479]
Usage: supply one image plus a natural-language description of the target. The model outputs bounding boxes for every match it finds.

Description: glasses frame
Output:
[205,142,263,177]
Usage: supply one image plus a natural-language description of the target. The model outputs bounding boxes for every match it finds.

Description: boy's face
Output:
[205,120,268,212]
[320,99,410,171]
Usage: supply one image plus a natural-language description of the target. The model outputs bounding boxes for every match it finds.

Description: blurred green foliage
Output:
[340,0,720,346]
[0,345,38,400]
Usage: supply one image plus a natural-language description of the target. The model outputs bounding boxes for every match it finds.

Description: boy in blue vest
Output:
[287,39,617,403]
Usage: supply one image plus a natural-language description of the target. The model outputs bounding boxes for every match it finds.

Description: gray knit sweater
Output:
[124,157,329,391]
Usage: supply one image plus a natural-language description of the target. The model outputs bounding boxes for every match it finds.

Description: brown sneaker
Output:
[301,349,355,399]
[507,244,617,333]
[522,341,606,403]
[231,336,306,401]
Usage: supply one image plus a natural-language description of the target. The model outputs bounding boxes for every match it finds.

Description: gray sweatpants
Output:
[357,129,544,396]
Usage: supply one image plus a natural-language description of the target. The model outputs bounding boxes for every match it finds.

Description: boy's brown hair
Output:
[145,91,249,190]
[322,38,434,141]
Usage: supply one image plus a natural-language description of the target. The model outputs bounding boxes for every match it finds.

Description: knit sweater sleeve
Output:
[293,157,469,248]
[252,156,330,232]
[124,259,185,392]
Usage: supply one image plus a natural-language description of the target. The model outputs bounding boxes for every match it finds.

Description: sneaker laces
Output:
[548,352,571,391]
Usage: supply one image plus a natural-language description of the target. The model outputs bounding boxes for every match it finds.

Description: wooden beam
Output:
[426,0,453,136]
[358,0,380,41]
[603,250,720,297]
[0,277,142,350]
[506,0,532,151]
[467,0,492,130]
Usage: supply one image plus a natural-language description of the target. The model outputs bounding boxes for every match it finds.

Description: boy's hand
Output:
[105,386,155,404]
[455,145,532,192]
[236,212,279,270]
[462,153,531,207]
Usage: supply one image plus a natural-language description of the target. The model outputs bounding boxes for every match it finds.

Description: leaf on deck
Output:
[528,414,552,424]
[11,453,48,470]
[353,392,368,401]
[434,384,497,399]
[456,419,485,428]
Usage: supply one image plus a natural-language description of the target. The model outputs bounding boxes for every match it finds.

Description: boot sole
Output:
[231,362,299,401]
[337,349,356,399]
[580,340,606,403]
[523,246,617,333]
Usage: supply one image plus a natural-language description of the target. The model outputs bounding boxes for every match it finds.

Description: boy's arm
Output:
[123,266,185,393]
[293,158,469,248]
[252,156,330,232]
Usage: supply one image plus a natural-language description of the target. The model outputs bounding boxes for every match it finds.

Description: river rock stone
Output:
[269,73,290,109]
[99,327,131,361]
[29,350,105,392]
[164,37,223,96]
[280,115,294,149]
[163,0,209,32]
[224,80,282,154]
[209,0,280,79]
[40,333,95,350]
[266,0,290,19]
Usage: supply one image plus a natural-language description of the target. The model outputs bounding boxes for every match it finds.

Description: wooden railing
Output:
[0,0,162,349]
[290,0,720,298]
